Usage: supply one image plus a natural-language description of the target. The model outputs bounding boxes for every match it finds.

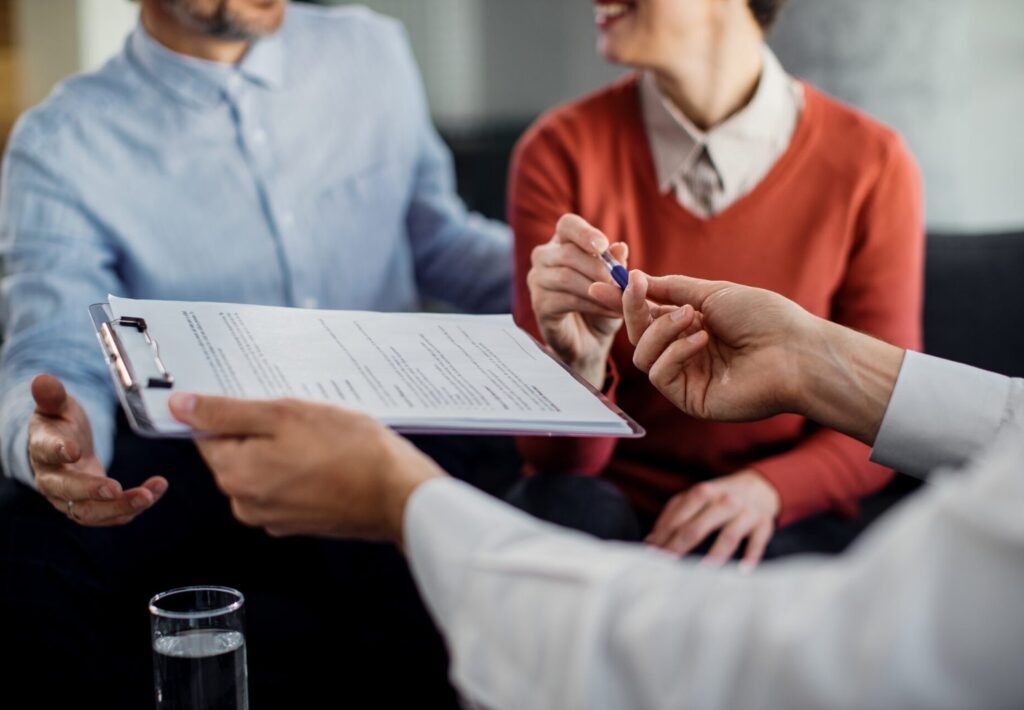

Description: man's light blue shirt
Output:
[0,4,512,486]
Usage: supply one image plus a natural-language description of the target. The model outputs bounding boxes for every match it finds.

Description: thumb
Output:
[169,393,278,437]
[622,270,653,345]
[644,275,723,310]
[31,374,70,417]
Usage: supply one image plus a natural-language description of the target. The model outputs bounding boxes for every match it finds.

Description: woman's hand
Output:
[527,214,629,388]
[646,470,780,570]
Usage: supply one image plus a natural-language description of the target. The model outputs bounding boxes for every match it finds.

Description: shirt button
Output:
[302,297,319,309]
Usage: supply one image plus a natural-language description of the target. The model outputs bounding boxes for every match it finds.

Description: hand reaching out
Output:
[590,271,813,422]
[28,374,167,526]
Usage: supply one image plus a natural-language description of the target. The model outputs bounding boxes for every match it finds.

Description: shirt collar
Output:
[128,21,286,109]
[640,46,801,194]
[640,71,705,193]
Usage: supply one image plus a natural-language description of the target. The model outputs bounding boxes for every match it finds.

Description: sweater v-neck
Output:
[623,75,823,231]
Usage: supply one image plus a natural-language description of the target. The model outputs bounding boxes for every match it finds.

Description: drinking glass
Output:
[149,585,249,710]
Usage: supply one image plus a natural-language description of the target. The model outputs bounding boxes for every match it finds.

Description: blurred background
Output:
[1,0,1022,233]
[2,0,1024,232]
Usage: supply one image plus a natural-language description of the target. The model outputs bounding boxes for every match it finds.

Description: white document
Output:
[98,296,642,438]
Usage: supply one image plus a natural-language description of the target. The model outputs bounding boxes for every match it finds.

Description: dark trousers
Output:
[505,471,923,557]
[0,424,520,709]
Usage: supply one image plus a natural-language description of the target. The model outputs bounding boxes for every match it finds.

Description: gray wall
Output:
[771,0,1024,232]
[346,0,621,127]
[476,2,621,124]
[335,0,1024,232]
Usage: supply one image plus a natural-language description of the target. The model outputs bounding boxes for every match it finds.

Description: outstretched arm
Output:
[172,368,1024,710]
[593,271,905,446]
[592,269,1017,472]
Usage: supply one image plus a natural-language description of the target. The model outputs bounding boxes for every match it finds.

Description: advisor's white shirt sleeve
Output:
[871,350,1018,476]
[405,356,1024,710]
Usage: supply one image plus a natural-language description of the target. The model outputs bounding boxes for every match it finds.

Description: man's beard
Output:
[162,0,275,41]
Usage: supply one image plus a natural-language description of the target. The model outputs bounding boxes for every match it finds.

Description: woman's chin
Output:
[597,36,637,67]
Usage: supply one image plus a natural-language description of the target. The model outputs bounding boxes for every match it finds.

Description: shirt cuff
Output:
[1,387,38,488]
[871,351,1014,477]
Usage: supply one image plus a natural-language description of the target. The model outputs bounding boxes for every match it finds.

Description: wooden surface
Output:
[0,0,20,150]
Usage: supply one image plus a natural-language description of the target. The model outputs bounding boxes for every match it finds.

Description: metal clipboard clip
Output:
[91,305,174,392]
[89,303,192,439]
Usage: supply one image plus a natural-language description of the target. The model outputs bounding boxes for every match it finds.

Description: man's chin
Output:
[232,6,286,38]
[169,0,286,41]
[210,13,284,40]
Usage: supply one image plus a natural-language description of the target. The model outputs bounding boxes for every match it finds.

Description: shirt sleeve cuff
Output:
[1,387,38,487]
[871,351,1015,477]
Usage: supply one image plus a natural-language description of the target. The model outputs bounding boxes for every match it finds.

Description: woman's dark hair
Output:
[748,0,788,30]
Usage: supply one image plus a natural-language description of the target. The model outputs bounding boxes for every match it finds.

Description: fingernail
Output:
[686,330,706,344]
[130,496,148,510]
[737,562,757,575]
[590,237,608,254]
[58,444,69,462]
[169,393,197,418]
[152,480,168,496]
[698,556,726,569]
[97,486,114,500]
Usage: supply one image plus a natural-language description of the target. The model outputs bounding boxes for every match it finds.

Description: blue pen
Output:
[599,250,630,290]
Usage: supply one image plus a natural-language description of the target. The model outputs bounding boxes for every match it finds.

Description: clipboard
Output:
[90,301,645,440]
